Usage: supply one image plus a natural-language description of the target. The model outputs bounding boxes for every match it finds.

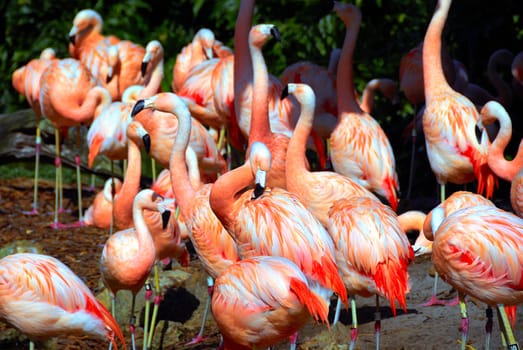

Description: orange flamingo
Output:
[0,253,126,350]
[421,0,496,206]
[131,92,240,344]
[326,196,413,350]
[68,9,145,101]
[210,140,346,348]
[100,188,171,350]
[39,58,112,229]
[328,2,399,211]
[83,177,122,229]
[212,256,330,350]
[11,48,58,215]
[478,100,523,217]
[359,78,399,114]
[397,210,432,256]
[422,191,495,307]
[172,28,232,92]
[430,205,523,349]
[282,83,378,227]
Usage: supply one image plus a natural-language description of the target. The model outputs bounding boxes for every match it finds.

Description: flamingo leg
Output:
[50,129,67,229]
[289,331,299,350]
[187,276,214,345]
[130,294,137,350]
[375,295,381,350]
[151,158,157,181]
[496,304,520,350]
[108,296,116,350]
[485,307,493,350]
[110,161,115,236]
[143,281,152,350]
[68,126,85,228]
[24,118,41,215]
[146,264,162,349]
[29,340,35,350]
[332,296,342,326]
[349,296,358,350]
[88,173,97,192]
[459,293,469,350]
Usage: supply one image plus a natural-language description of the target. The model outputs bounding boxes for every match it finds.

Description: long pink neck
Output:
[286,88,315,182]
[248,32,271,143]
[233,0,255,118]
[209,161,252,232]
[114,138,142,229]
[139,57,163,99]
[337,14,363,113]
[169,100,197,220]
[56,86,110,124]
[485,104,523,181]
[422,0,453,102]
[132,196,155,265]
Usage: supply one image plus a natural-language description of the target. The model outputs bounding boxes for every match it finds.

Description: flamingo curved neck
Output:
[423,0,453,100]
[248,36,271,144]
[337,18,363,113]
[286,92,315,176]
[114,138,141,229]
[139,59,164,100]
[132,199,155,259]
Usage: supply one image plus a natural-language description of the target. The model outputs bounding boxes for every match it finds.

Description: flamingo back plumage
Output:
[0,253,125,349]
[327,197,412,315]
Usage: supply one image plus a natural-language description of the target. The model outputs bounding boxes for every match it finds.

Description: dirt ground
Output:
[0,177,522,350]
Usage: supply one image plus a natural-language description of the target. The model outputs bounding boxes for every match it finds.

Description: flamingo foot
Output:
[23,208,39,216]
[445,295,459,306]
[66,220,86,228]
[420,295,448,307]
[186,334,208,345]
[49,221,69,229]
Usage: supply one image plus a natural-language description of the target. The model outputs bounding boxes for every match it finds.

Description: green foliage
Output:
[3,0,523,119]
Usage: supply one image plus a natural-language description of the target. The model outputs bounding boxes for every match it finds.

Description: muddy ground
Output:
[0,177,521,350]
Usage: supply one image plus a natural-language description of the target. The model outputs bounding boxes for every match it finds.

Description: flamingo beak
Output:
[270,26,281,42]
[281,85,289,100]
[161,210,171,230]
[131,100,145,117]
[252,169,267,199]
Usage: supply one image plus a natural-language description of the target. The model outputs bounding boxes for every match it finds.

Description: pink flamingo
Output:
[479,100,523,217]
[282,82,378,227]
[430,205,523,349]
[100,188,171,350]
[172,28,232,92]
[68,9,144,101]
[0,253,126,350]
[209,140,347,349]
[359,78,399,114]
[328,2,399,211]
[11,48,58,215]
[83,177,122,229]
[397,210,432,256]
[131,92,240,344]
[212,256,329,350]
[39,58,112,229]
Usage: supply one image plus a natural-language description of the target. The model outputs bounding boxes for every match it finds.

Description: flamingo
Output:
[421,0,497,207]
[328,2,399,211]
[131,92,240,345]
[11,48,58,216]
[430,205,523,350]
[83,177,122,229]
[0,253,126,350]
[396,210,432,256]
[39,58,112,229]
[282,83,379,227]
[478,100,523,217]
[326,196,413,350]
[359,78,399,114]
[422,190,495,309]
[209,140,348,348]
[172,27,232,92]
[212,256,330,350]
[68,9,145,101]
[100,188,172,350]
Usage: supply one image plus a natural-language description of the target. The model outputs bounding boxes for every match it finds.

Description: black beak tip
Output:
[69,35,75,45]
[270,26,281,42]
[141,61,148,77]
[131,100,145,118]
[106,74,112,84]
[252,183,265,199]
[281,85,289,100]
[143,134,151,154]
[161,210,171,230]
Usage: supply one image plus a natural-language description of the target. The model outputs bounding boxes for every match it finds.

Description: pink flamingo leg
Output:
[50,129,68,229]
[23,127,41,216]
[186,276,213,345]
[289,331,299,350]
[66,152,86,228]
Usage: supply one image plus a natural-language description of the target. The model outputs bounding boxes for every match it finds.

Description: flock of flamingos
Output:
[4,0,523,349]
